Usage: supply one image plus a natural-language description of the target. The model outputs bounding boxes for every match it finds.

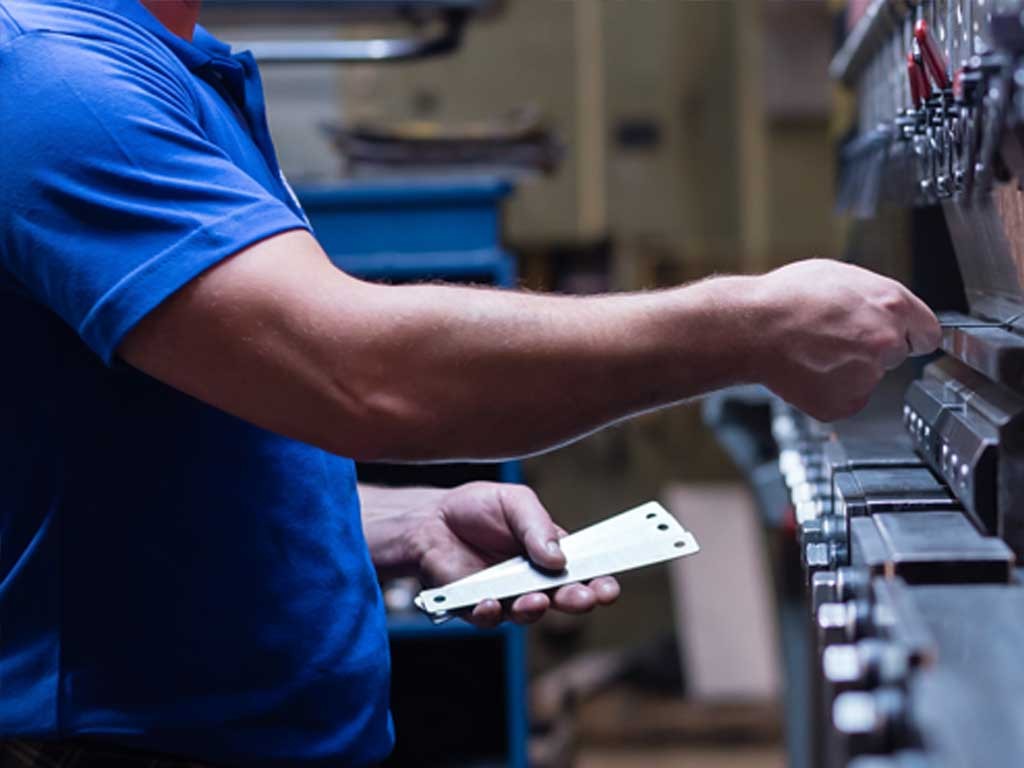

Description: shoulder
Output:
[0,1,193,112]
[0,7,207,218]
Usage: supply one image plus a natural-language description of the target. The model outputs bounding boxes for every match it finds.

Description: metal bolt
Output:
[836,567,870,602]
[811,570,838,612]
[844,599,875,643]
[834,690,882,736]
[818,602,848,646]
[796,499,826,525]
[792,481,826,504]
[800,518,824,543]
[833,687,907,756]
[823,644,864,686]
[821,515,846,542]
[805,541,833,571]
[826,639,908,691]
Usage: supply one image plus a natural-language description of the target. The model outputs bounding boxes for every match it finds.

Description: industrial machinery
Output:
[201,0,494,63]
[712,2,1024,766]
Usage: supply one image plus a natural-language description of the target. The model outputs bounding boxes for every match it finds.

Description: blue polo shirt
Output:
[0,1,393,765]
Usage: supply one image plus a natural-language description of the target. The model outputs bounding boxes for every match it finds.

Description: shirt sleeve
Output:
[0,32,310,364]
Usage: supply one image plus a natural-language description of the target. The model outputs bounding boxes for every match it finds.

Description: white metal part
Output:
[414,501,700,622]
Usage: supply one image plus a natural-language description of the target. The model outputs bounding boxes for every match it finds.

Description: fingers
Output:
[548,577,621,614]
[498,485,567,572]
[552,583,597,613]
[590,576,621,605]
[875,285,940,367]
[469,599,504,629]
[466,577,621,627]
[899,288,942,356]
[877,331,910,370]
[469,593,550,627]
[509,593,550,624]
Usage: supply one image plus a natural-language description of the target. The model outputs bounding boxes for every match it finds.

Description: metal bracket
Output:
[414,501,700,623]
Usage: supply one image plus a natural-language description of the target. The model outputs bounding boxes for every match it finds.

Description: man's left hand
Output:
[401,482,621,628]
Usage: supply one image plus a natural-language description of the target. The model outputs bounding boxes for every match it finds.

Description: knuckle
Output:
[515,483,537,497]
[503,482,529,496]
[497,483,525,504]
[878,287,909,312]
[460,480,491,495]
[497,485,547,531]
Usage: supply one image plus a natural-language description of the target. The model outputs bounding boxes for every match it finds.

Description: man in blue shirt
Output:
[0,0,940,765]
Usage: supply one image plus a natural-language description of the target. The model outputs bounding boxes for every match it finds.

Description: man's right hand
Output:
[747,259,942,422]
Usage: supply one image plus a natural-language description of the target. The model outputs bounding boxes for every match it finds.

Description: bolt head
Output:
[811,570,838,611]
[833,691,881,736]
[823,644,864,685]
[805,541,833,570]
[817,602,848,646]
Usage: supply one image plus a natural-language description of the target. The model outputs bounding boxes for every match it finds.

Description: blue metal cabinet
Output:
[298,176,517,286]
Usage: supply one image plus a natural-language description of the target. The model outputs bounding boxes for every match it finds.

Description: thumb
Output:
[500,485,567,571]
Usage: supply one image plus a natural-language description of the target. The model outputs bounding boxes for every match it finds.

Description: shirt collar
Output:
[87,0,236,72]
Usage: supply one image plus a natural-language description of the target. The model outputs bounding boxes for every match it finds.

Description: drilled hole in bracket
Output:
[646,512,656,519]
[657,523,669,531]
[674,541,686,548]
[433,595,446,603]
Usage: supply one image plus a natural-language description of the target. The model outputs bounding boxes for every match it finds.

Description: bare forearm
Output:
[122,233,758,463]
[122,233,937,465]
[332,276,758,460]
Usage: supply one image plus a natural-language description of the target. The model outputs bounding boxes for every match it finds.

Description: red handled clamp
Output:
[907,52,931,109]
[914,19,950,90]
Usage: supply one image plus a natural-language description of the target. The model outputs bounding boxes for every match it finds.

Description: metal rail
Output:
[202,0,492,63]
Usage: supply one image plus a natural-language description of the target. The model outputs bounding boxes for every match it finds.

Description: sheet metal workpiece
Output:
[415,502,699,621]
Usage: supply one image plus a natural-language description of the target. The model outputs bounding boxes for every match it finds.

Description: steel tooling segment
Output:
[905,355,1024,554]
[833,466,957,521]
[871,511,1013,582]
[942,188,1024,318]
[906,582,1024,765]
